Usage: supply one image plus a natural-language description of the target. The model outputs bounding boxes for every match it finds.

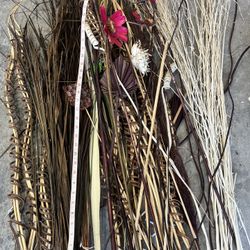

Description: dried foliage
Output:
[4,0,246,249]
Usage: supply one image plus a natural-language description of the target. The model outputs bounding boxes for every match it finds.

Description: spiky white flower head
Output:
[131,41,150,76]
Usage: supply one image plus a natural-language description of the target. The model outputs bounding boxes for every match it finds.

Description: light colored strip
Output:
[67,1,89,249]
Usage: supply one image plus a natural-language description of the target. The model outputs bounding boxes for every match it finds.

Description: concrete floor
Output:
[224,1,250,249]
[0,1,16,249]
[0,0,250,249]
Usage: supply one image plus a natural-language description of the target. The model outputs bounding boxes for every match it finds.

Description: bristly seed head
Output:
[131,41,150,76]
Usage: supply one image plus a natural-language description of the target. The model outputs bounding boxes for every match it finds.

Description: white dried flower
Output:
[170,62,177,73]
[163,63,178,89]
[131,41,150,75]
[163,72,171,89]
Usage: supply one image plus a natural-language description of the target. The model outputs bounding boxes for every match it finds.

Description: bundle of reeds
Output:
[4,0,247,249]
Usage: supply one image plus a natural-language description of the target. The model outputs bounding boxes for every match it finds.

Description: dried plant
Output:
[4,0,246,249]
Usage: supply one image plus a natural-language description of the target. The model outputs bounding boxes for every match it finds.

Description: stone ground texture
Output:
[0,1,16,249]
[0,0,250,249]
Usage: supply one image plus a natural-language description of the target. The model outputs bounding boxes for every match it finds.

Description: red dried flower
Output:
[99,6,128,47]
[132,9,154,26]
[132,10,142,23]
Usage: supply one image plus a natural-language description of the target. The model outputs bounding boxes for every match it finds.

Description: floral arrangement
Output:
[5,0,246,249]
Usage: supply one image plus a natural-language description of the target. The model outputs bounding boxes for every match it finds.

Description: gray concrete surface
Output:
[0,1,16,249]
[0,0,250,249]
[225,1,250,249]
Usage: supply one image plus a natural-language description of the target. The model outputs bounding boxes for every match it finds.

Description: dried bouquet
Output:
[4,0,247,249]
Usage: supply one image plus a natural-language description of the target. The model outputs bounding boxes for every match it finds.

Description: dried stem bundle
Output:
[4,0,245,249]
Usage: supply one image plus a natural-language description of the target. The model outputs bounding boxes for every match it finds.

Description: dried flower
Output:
[131,41,150,75]
[163,63,177,89]
[99,6,128,47]
[132,9,154,26]
[100,56,137,96]
[163,72,171,89]
[63,84,92,110]
[132,10,142,23]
